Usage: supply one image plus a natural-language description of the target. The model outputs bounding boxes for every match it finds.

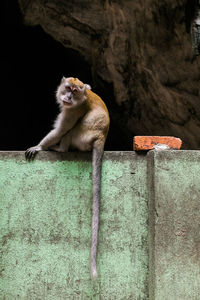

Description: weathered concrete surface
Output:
[0,151,148,299]
[148,150,200,300]
[0,151,199,299]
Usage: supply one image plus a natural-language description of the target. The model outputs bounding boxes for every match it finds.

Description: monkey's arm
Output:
[25,112,83,160]
[25,128,64,160]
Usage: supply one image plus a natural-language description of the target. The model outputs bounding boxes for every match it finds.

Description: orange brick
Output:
[133,136,182,151]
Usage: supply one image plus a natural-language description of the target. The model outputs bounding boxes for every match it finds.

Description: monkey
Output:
[25,77,110,279]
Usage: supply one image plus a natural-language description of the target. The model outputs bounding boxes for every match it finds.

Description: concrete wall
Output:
[147,151,200,300]
[0,151,199,299]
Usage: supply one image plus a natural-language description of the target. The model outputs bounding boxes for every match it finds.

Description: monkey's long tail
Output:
[91,145,103,279]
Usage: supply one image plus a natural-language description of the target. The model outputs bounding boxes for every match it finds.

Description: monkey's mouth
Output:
[63,100,72,106]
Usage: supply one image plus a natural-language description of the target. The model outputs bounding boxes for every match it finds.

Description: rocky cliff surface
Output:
[18,0,200,149]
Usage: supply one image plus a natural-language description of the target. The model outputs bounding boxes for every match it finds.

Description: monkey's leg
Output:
[50,132,71,152]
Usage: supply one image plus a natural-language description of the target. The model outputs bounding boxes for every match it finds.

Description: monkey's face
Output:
[56,77,88,108]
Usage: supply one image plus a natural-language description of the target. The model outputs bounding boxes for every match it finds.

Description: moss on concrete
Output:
[0,151,148,299]
[0,151,199,299]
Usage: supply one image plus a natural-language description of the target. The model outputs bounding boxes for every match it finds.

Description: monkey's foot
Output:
[49,145,68,152]
[50,145,61,152]
[25,146,41,160]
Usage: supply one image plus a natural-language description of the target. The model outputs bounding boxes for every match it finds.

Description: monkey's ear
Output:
[85,84,91,90]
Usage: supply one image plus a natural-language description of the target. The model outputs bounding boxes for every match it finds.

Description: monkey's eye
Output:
[65,86,71,91]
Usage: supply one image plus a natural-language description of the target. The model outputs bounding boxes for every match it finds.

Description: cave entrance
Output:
[185,0,200,56]
[4,0,129,152]
[3,2,93,150]
[191,9,200,56]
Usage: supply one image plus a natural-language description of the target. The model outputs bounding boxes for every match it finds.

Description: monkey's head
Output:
[56,77,91,108]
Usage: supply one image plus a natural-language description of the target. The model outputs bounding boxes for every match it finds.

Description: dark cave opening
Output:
[3,0,127,151]
[3,0,133,152]
[3,1,93,150]
[185,0,199,32]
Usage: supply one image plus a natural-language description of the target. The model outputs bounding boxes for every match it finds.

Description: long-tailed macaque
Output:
[25,77,110,279]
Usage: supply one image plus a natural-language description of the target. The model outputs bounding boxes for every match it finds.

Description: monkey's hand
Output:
[25,145,42,160]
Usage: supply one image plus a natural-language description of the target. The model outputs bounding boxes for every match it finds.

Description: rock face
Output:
[18,0,200,149]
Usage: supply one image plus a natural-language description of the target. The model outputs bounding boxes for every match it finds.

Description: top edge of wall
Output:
[0,150,199,162]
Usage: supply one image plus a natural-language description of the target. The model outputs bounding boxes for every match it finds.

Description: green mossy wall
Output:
[0,151,199,299]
